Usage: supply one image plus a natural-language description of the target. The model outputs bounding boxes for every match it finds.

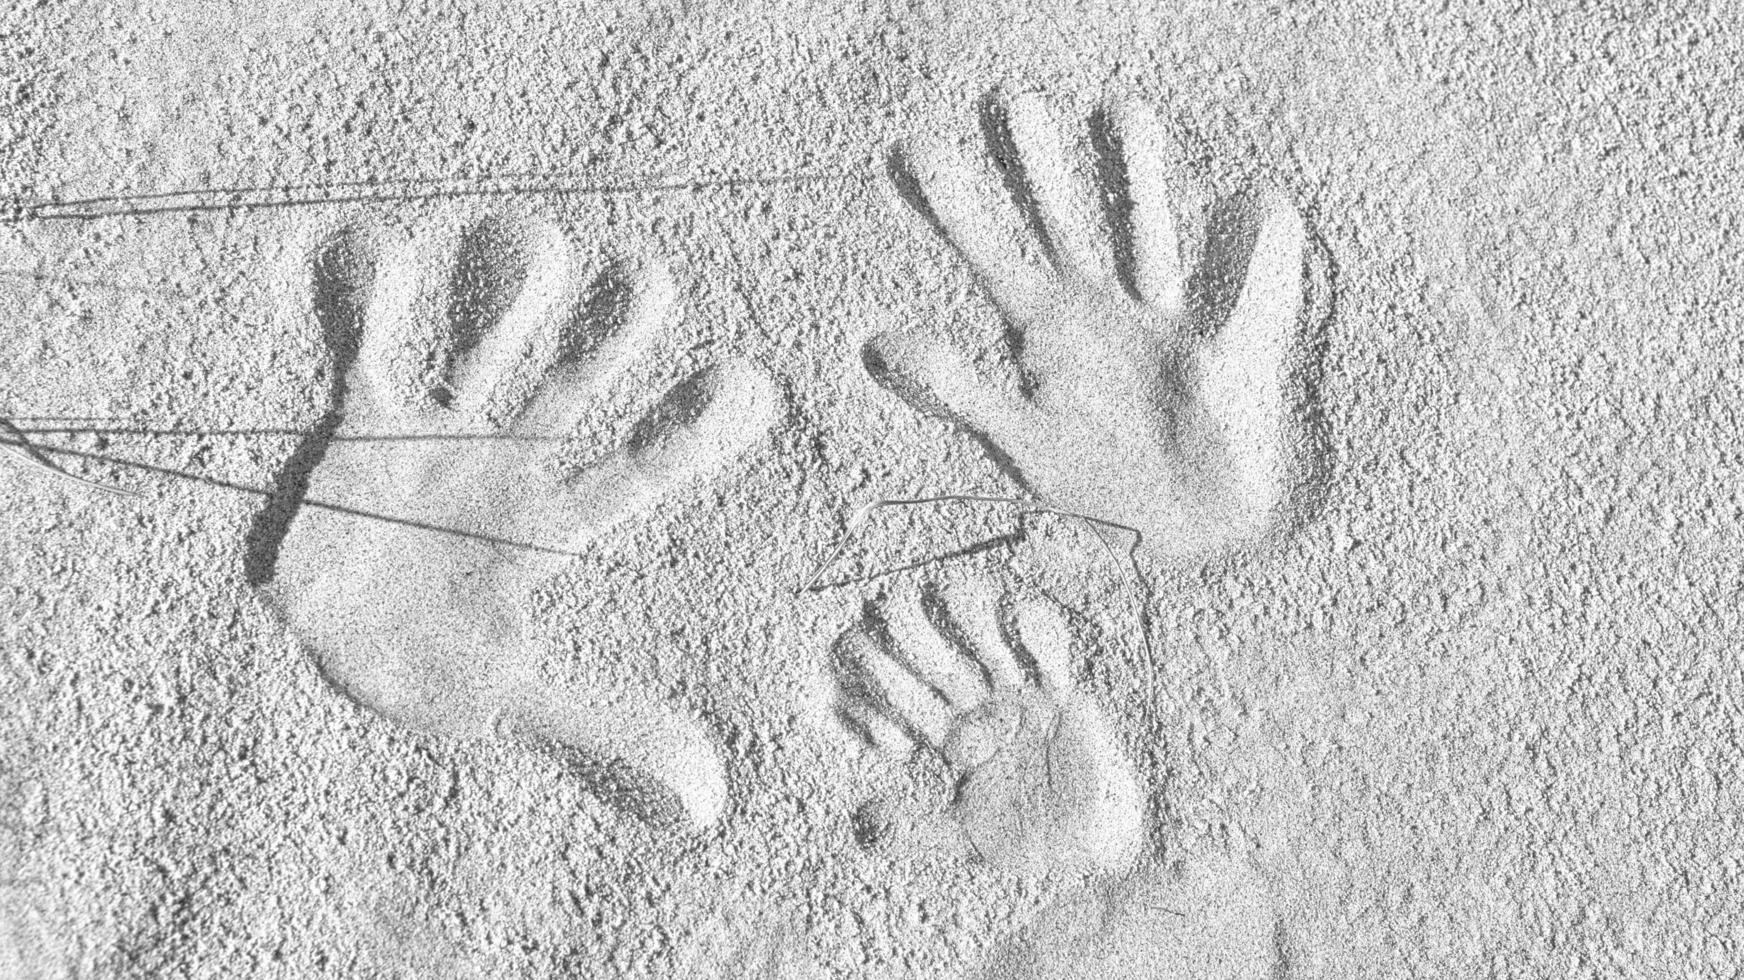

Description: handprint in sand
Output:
[829,581,1142,876]
[870,91,1320,559]
[250,214,777,827]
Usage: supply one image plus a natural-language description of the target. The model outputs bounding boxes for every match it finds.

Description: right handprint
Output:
[869,91,1319,559]
[830,581,1142,877]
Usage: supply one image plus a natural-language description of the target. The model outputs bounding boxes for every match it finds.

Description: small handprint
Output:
[870,91,1320,559]
[255,213,777,826]
[829,581,1142,876]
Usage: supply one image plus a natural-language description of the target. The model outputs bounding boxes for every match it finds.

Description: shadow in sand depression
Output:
[0,424,584,560]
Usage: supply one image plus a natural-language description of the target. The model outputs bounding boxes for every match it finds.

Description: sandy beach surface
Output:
[2,1,1739,976]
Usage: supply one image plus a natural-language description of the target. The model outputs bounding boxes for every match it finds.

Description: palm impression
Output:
[257,214,777,826]
[870,91,1320,560]
[829,580,1142,876]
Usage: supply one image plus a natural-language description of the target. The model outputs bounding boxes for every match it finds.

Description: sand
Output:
[1,0,1739,976]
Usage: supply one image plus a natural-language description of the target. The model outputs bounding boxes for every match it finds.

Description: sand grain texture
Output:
[2,1,1741,977]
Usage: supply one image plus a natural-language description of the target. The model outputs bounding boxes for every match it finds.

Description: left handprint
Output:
[255,214,778,827]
